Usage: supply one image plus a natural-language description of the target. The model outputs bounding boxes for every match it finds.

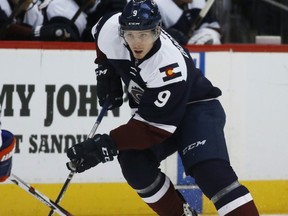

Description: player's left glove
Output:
[66,134,117,173]
[188,28,221,45]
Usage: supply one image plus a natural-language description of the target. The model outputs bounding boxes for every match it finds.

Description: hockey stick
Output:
[187,0,215,37]
[9,173,73,216]
[48,100,110,216]
[47,171,75,216]
[71,0,95,24]
[261,0,288,12]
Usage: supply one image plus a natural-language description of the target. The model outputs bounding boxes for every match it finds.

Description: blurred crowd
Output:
[1,0,287,44]
[207,0,288,44]
[0,0,222,45]
[0,0,127,41]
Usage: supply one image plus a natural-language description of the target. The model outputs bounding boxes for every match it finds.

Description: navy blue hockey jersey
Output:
[92,13,221,150]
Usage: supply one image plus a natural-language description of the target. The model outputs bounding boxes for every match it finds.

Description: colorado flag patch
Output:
[159,63,182,82]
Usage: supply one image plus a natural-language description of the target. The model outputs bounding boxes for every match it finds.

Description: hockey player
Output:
[0,0,95,41]
[154,0,221,45]
[32,0,95,41]
[66,0,259,215]
[0,105,16,182]
[0,0,43,40]
[36,0,124,41]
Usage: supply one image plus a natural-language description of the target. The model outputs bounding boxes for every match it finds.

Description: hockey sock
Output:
[216,188,259,216]
[190,159,259,216]
[225,199,259,216]
[139,173,185,216]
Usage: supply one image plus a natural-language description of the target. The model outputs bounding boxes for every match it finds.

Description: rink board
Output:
[1,42,288,215]
[0,180,288,215]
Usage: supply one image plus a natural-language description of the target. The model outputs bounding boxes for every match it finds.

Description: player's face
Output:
[123,29,157,59]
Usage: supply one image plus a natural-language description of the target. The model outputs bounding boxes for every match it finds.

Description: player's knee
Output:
[188,159,239,199]
[118,150,159,189]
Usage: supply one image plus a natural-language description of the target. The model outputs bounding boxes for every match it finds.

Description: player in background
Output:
[82,0,127,41]
[66,0,259,215]
[154,0,221,45]
[0,105,16,182]
[0,0,95,41]
[0,0,126,41]
[41,0,127,41]
[0,0,43,40]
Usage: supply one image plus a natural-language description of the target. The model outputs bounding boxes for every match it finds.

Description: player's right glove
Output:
[95,63,123,110]
[188,28,221,45]
[66,134,117,173]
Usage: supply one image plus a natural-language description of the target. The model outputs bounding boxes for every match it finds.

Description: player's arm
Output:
[66,81,189,172]
[65,52,123,173]
[187,8,221,45]
[94,34,123,110]
[92,15,124,110]
[65,14,124,173]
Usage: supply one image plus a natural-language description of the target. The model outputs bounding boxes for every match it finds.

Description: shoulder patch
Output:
[159,63,182,82]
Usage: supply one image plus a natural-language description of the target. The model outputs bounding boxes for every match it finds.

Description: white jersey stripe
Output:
[133,113,176,133]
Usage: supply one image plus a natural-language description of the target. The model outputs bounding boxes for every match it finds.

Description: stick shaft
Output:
[88,101,110,138]
[188,0,215,37]
[9,173,73,216]
[261,0,288,12]
[52,171,74,204]
[48,101,109,216]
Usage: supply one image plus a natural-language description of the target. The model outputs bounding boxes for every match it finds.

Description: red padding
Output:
[0,131,16,161]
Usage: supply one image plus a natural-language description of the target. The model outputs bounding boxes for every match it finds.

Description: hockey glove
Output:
[33,23,80,41]
[95,64,123,110]
[66,134,117,173]
[188,28,221,45]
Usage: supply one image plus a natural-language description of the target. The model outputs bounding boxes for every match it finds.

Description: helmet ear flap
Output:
[119,27,124,38]
[151,25,161,41]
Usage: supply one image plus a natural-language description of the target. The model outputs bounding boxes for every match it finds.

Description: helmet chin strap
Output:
[154,25,161,40]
